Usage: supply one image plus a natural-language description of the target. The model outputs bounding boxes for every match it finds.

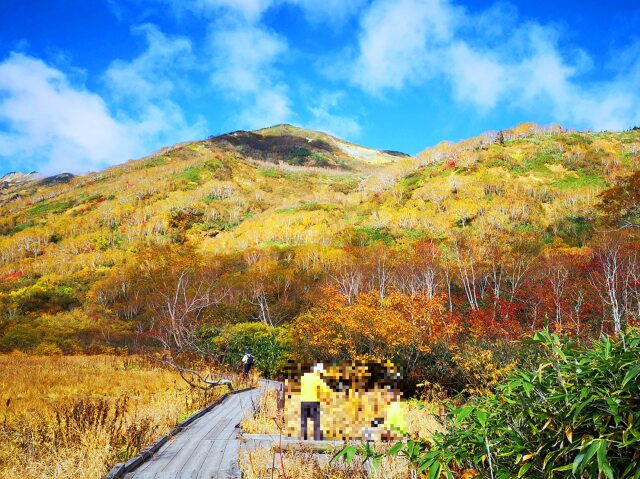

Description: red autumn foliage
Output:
[1,271,24,281]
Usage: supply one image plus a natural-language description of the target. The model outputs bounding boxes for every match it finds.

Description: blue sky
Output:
[1,0,639,175]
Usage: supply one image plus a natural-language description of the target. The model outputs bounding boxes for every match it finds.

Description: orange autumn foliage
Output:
[292,288,458,364]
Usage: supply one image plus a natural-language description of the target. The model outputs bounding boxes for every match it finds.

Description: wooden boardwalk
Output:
[124,381,277,479]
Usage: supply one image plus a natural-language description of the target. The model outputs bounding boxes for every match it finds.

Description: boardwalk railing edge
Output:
[104,386,256,479]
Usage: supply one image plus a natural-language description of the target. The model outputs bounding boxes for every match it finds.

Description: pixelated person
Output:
[300,363,332,440]
[365,386,407,440]
[383,386,407,437]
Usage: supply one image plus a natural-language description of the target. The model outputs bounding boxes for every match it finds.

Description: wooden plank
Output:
[120,381,279,479]
[184,417,234,474]
[127,398,239,477]
[153,434,208,477]
[241,433,347,446]
[129,433,172,476]
[125,435,189,478]
[123,454,147,471]
[105,463,125,479]
[122,393,234,478]
[174,439,213,477]
[196,437,228,479]
[216,435,240,475]
[204,416,234,441]
[124,472,158,479]
[132,403,235,477]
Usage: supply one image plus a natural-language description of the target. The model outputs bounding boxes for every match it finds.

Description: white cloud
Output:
[209,23,292,128]
[446,43,507,110]
[166,0,366,23]
[0,53,138,175]
[210,24,286,94]
[306,91,361,138]
[352,0,459,93]
[289,0,367,23]
[154,0,368,131]
[0,26,206,175]
[174,0,275,21]
[104,24,205,142]
[238,86,292,129]
[105,24,193,103]
[507,26,640,130]
[349,0,640,131]
[175,0,367,130]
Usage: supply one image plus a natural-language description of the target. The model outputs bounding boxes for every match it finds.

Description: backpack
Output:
[246,354,254,366]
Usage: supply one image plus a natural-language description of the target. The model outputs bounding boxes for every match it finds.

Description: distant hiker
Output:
[242,349,254,379]
[300,363,332,440]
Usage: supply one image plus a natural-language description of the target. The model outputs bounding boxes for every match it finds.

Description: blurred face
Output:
[384,388,395,403]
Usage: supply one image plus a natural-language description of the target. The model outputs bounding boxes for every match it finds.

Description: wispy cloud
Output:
[209,22,292,128]
[104,24,206,142]
[171,0,275,21]
[0,53,137,175]
[0,25,205,175]
[351,0,459,93]
[164,0,366,23]
[288,0,367,24]
[306,91,361,138]
[349,0,640,130]
[209,23,286,95]
[105,24,193,103]
[167,0,368,130]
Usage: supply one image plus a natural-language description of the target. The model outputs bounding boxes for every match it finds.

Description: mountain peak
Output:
[208,124,403,169]
[0,171,40,185]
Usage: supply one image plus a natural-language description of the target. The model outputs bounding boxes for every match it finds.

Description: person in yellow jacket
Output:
[300,363,332,440]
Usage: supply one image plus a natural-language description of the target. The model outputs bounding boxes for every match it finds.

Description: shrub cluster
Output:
[339,329,640,478]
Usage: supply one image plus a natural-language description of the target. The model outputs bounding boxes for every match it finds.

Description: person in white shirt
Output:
[242,349,254,379]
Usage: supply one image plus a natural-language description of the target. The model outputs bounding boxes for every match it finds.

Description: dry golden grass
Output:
[405,400,445,439]
[238,443,413,479]
[0,353,230,479]
[242,388,282,435]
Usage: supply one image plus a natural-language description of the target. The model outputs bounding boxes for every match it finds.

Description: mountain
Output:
[0,123,638,353]
[0,172,40,203]
[210,124,404,168]
[0,171,75,206]
[0,124,406,247]
[0,172,40,185]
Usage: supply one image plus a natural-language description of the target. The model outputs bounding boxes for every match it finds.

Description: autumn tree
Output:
[598,170,640,230]
[588,235,638,333]
[292,288,454,372]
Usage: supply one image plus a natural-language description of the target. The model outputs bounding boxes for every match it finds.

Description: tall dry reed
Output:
[0,353,229,479]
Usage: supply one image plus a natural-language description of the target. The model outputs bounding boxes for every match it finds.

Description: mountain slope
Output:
[1,123,639,260]
[0,123,638,352]
[0,172,75,206]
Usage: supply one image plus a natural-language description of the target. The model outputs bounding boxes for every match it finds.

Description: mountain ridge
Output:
[1,122,563,180]
[0,122,638,352]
